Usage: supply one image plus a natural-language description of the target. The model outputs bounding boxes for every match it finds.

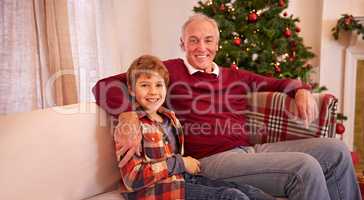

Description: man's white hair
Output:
[181,13,220,42]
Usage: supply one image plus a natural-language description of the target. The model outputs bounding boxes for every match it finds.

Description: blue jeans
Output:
[199,138,361,200]
[184,173,275,200]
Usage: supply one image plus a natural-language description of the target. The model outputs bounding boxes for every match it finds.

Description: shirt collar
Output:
[183,58,219,76]
[135,106,171,120]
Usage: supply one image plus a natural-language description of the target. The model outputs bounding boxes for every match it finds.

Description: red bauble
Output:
[274,63,281,73]
[288,53,296,62]
[283,28,292,38]
[283,12,288,17]
[344,16,353,26]
[351,151,360,166]
[295,26,301,33]
[230,63,238,70]
[289,41,297,48]
[233,38,241,46]
[279,0,286,7]
[219,4,225,12]
[336,123,345,134]
[248,12,258,23]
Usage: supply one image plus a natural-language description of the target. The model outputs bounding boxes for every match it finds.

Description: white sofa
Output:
[0,103,123,200]
[0,92,337,199]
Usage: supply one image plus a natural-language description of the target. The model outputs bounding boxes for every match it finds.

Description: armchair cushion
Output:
[245,92,338,144]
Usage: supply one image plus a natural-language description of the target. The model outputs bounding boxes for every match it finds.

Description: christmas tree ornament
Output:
[283,27,292,38]
[252,53,258,61]
[233,37,241,46]
[295,26,301,33]
[289,41,297,48]
[344,15,353,26]
[230,63,238,70]
[288,54,296,62]
[277,54,288,62]
[274,63,282,73]
[226,3,234,12]
[248,12,258,23]
[279,0,286,8]
[219,3,225,12]
[226,3,233,9]
[232,32,239,37]
[336,123,345,134]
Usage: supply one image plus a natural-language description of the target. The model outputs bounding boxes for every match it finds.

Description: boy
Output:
[114,55,274,200]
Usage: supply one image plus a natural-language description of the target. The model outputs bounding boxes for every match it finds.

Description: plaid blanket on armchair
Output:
[245,92,338,144]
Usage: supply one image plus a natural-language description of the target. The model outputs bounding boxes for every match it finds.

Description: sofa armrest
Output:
[245,92,338,144]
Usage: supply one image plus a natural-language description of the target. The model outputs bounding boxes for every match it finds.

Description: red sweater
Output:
[93,58,309,158]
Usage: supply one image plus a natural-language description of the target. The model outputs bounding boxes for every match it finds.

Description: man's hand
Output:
[114,112,142,167]
[295,89,318,128]
[182,156,201,175]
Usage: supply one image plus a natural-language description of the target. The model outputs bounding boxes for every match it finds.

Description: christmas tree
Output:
[194,0,315,82]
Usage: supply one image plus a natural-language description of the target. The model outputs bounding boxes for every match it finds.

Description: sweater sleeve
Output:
[92,73,132,118]
[238,69,311,97]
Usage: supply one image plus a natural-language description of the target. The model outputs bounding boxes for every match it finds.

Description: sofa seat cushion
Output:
[86,190,124,200]
[0,103,120,200]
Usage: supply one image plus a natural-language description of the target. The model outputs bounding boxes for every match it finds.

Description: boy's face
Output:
[131,73,167,113]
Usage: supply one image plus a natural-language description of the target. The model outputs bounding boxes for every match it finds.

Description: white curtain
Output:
[0,0,44,114]
[0,0,195,114]
[68,0,123,103]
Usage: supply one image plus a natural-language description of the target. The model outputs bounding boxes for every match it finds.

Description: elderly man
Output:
[93,14,361,200]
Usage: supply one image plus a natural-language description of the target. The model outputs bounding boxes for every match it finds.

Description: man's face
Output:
[181,20,219,72]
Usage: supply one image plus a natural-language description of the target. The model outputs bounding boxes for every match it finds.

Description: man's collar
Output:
[183,58,219,76]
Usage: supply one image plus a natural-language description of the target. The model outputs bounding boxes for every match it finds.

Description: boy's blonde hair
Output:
[127,55,169,89]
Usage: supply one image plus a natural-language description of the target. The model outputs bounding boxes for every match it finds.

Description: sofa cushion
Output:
[0,103,120,200]
[85,190,125,200]
[245,92,337,144]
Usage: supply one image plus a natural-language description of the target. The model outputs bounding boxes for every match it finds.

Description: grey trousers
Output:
[199,138,361,200]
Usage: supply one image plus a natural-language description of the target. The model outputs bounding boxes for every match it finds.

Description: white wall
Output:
[287,0,323,81]
[149,0,196,61]
[113,0,151,72]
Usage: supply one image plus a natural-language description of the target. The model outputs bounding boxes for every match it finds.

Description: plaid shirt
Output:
[115,107,185,200]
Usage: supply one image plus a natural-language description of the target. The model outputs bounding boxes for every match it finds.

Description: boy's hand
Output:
[115,112,142,167]
[182,156,201,175]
